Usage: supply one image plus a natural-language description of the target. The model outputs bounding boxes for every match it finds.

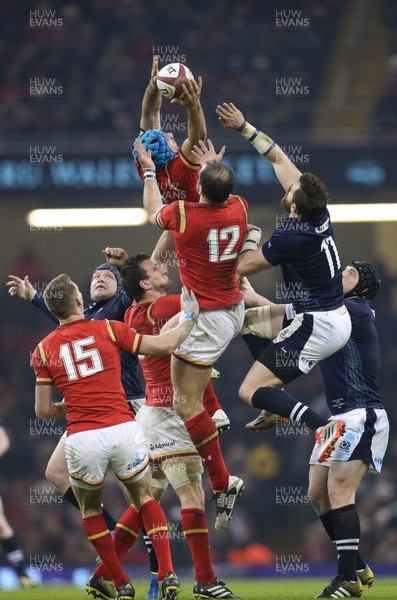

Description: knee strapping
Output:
[241,306,273,339]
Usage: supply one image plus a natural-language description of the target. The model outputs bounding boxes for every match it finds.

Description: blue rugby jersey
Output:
[31,290,144,399]
[319,298,383,414]
[262,209,344,312]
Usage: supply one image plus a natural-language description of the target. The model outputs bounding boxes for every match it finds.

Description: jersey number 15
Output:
[60,336,104,381]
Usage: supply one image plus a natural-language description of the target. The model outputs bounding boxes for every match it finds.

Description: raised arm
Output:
[6,274,58,323]
[151,230,175,265]
[140,55,162,131]
[216,102,302,192]
[173,76,207,164]
[103,247,128,270]
[134,139,164,225]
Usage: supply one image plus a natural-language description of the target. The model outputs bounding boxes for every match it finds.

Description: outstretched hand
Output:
[216,102,245,130]
[150,55,160,87]
[191,139,226,165]
[6,275,36,301]
[134,139,156,171]
[239,276,258,305]
[171,76,202,108]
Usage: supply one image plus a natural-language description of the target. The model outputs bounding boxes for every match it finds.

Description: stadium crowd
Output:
[0,0,342,137]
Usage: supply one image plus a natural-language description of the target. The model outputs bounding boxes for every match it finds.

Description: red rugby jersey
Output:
[156,196,248,308]
[137,151,200,204]
[31,319,141,435]
[125,295,181,408]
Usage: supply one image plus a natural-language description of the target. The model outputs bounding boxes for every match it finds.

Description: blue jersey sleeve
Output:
[31,291,58,323]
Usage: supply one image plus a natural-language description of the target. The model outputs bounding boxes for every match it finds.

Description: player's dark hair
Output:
[293,173,329,221]
[120,253,151,301]
[198,160,234,204]
[43,274,78,319]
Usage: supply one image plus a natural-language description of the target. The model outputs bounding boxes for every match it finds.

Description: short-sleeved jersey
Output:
[262,209,344,312]
[156,196,248,309]
[125,295,182,408]
[31,318,142,435]
[32,289,144,400]
[319,298,383,414]
[137,152,200,204]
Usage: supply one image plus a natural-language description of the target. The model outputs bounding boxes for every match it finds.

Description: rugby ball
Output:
[156,63,194,100]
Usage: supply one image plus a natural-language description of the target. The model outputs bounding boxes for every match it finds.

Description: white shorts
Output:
[65,421,149,489]
[174,300,245,366]
[260,307,351,382]
[309,408,389,473]
[136,405,201,490]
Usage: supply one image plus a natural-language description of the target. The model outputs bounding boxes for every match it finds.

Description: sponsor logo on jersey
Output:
[315,218,329,233]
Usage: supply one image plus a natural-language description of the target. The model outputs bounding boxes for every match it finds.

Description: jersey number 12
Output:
[207,226,240,262]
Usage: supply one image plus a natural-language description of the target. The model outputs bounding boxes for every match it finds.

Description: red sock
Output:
[82,514,129,588]
[114,505,142,561]
[182,508,215,584]
[186,410,229,492]
[140,499,173,580]
[96,504,142,579]
[203,381,222,417]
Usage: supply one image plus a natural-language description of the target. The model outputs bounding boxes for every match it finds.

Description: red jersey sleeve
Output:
[106,320,142,355]
[156,201,187,232]
[31,344,54,386]
[148,295,182,324]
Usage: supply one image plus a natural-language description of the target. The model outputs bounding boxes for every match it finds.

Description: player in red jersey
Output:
[135,139,249,531]
[31,274,199,600]
[132,55,209,205]
[120,254,238,600]
[132,56,230,436]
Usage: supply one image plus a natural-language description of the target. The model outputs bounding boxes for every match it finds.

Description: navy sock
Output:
[142,527,159,574]
[332,504,360,581]
[320,510,366,571]
[251,387,327,429]
[1,536,27,576]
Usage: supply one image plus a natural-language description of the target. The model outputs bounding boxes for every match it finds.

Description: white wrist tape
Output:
[239,122,275,155]
[240,226,262,255]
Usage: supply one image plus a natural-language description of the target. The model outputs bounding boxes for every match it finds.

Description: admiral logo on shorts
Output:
[127,453,146,470]
[149,439,176,451]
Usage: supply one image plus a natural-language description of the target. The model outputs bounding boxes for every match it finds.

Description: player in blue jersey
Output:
[241,261,388,598]
[7,254,160,600]
[216,102,352,461]
[309,262,388,598]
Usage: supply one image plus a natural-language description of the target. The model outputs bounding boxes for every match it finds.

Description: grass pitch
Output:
[2,578,397,599]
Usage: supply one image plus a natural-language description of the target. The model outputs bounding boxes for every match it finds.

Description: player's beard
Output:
[280,193,292,214]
